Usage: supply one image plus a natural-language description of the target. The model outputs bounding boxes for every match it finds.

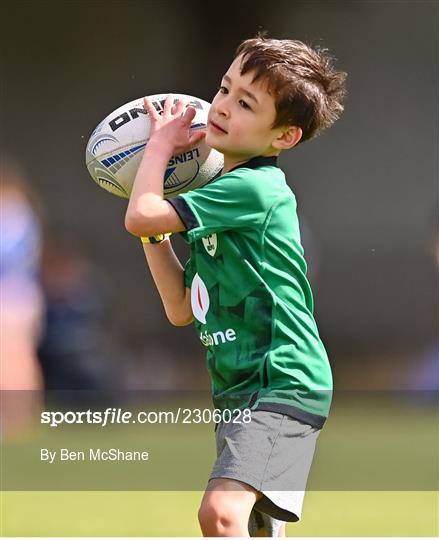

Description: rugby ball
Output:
[85,94,223,198]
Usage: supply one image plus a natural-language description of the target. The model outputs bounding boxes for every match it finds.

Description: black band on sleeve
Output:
[167,196,199,231]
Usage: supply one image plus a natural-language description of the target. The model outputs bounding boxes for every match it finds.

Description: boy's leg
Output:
[248,509,286,537]
[198,477,261,537]
[251,524,286,537]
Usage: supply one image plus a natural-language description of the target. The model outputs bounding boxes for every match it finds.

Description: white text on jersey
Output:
[199,329,237,347]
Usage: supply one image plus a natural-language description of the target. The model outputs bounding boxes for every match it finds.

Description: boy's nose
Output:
[215,99,230,118]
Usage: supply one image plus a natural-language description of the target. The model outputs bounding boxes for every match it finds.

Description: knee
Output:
[198,499,241,536]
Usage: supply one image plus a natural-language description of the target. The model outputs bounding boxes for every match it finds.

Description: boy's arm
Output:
[141,238,193,326]
[125,96,205,237]
[125,96,204,325]
[124,137,186,236]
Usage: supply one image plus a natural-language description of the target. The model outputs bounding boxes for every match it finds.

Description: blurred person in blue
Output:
[37,232,124,402]
[0,156,44,437]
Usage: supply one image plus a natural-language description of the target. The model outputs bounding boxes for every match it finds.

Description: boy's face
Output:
[206,55,294,170]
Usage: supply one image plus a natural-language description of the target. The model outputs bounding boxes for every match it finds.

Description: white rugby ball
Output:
[85,93,223,198]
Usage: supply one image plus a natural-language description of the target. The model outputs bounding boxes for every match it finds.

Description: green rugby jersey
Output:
[168,156,332,428]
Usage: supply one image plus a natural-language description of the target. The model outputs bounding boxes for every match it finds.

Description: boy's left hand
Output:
[143,95,206,156]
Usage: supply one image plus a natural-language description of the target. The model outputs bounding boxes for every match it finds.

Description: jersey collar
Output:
[227,156,279,173]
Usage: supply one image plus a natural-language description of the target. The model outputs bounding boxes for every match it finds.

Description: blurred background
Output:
[1,0,438,536]
[2,0,437,393]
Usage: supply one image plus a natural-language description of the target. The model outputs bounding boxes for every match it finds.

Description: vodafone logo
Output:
[190,272,238,346]
[191,273,210,323]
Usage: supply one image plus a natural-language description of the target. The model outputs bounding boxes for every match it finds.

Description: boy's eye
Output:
[217,86,252,111]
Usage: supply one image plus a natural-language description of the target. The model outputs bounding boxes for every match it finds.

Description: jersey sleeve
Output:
[167,171,272,243]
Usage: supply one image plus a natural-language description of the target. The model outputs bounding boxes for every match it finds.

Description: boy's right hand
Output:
[143,95,206,157]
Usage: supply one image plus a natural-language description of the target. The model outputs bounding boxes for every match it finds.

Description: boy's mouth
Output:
[209,121,227,134]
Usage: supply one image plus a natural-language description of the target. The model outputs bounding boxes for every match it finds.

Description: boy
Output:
[125,34,346,537]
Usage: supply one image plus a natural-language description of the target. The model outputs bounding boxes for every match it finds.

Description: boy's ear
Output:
[272,126,302,150]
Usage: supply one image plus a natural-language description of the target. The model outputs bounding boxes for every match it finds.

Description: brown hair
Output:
[235,33,347,144]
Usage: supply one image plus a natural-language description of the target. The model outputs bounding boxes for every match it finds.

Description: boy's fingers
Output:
[163,94,174,116]
[143,97,159,120]
[173,99,186,116]
[183,105,197,125]
[188,129,206,147]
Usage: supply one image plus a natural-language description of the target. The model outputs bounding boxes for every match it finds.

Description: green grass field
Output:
[1,490,437,536]
[1,396,437,536]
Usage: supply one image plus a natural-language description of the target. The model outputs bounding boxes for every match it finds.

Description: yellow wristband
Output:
[140,233,171,244]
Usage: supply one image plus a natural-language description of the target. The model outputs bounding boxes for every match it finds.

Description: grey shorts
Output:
[209,410,320,531]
